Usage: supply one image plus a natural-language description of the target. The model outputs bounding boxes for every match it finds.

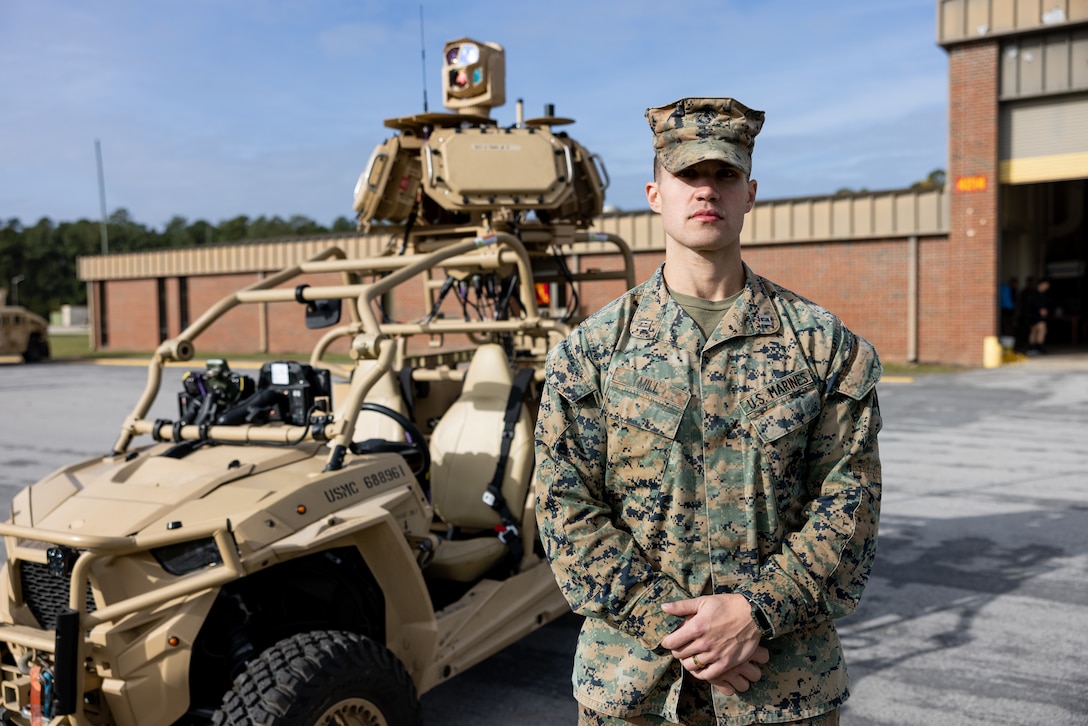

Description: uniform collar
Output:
[628,264,780,350]
[711,264,781,344]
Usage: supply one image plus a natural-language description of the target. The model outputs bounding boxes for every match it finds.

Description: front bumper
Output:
[0,522,241,725]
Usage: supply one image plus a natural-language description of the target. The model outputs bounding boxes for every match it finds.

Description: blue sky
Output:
[1,0,948,230]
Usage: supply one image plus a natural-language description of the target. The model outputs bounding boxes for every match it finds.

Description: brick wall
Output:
[574,253,659,316]
[570,241,921,365]
[100,238,950,366]
[106,279,160,351]
[743,240,912,364]
[186,273,262,354]
[265,271,353,357]
[164,277,181,343]
[943,39,1000,366]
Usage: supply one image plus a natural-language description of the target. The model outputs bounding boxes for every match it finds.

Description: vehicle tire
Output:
[23,335,48,363]
[211,630,421,726]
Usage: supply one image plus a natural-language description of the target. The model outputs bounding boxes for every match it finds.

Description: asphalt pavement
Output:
[1,354,1086,725]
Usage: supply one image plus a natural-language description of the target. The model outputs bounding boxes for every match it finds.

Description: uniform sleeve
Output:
[534,336,688,650]
[736,331,883,638]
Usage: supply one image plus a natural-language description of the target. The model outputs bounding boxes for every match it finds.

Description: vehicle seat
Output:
[331,360,408,444]
[425,344,535,581]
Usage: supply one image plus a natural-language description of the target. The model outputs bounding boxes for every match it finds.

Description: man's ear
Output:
[746,179,758,212]
[646,181,661,213]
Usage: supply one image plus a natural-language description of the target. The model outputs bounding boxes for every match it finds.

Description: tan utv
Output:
[0,290,50,363]
[0,37,633,726]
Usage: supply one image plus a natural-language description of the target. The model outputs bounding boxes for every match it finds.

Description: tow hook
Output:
[27,666,54,725]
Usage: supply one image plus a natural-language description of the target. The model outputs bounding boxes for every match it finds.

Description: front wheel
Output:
[212,630,421,726]
[23,334,49,363]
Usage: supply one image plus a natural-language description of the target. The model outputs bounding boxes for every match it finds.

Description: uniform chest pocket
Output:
[742,384,822,444]
[604,367,689,459]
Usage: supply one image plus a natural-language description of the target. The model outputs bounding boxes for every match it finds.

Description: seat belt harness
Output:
[483,367,535,566]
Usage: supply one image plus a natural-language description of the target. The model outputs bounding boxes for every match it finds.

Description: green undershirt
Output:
[668,287,743,339]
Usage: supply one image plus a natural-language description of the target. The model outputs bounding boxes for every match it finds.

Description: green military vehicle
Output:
[0,38,632,725]
[0,292,50,363]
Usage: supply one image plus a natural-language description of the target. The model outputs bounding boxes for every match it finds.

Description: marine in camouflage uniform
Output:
[534,98,882,725]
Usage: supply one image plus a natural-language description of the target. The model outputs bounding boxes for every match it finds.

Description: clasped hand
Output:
[661,594,770,696]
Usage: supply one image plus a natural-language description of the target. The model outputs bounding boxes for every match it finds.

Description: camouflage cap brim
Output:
[645,97,765,176]
[658,137,751,176]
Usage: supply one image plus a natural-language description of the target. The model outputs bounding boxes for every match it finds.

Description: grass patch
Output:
[50,333,155,361]
[49,332,100,359]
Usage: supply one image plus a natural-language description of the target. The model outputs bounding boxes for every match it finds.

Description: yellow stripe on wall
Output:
[1000,152,1088,184]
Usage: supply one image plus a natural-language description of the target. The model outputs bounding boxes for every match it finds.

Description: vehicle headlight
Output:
[151,537,223,576]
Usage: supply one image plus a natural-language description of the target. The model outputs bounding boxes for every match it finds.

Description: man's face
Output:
[645,159,757,255]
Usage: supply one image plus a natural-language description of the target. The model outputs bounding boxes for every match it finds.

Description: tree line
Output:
[0,210,355,316]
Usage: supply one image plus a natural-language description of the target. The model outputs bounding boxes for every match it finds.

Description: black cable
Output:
[397,194,420,255]
[424,275,457,323]
[495,271,519,321]
[455,281,473,321]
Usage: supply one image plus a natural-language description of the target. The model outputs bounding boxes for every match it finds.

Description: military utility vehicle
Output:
[0,291,50,362]
[0,38,633,725]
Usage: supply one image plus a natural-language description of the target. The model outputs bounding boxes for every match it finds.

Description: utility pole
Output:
[95,139,109,255]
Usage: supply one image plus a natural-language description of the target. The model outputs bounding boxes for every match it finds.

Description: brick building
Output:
[940,0,1088,360]
[78,190,948,365]
[78,0,1088,367]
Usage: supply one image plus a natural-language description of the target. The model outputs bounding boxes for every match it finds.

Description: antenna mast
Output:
[419,5,428,112]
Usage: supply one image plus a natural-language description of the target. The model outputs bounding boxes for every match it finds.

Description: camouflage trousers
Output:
[577,684,840,726]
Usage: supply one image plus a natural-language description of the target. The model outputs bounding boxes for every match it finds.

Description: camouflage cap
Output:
[645,97,765,176]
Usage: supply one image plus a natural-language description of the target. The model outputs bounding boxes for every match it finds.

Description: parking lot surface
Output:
[2,355,1086,725]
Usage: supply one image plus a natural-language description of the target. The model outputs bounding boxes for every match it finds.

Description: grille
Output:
[18,561,97,629]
